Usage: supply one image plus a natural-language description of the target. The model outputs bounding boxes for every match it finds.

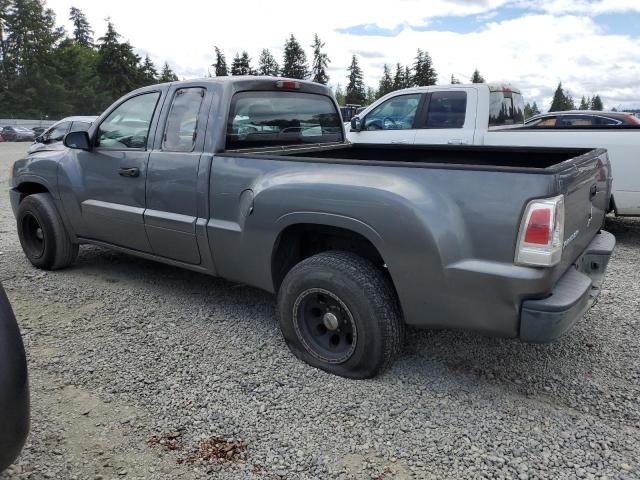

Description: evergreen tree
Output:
[404,65,413,88]
[591,94,603,111]
[257,48,279,76]
[95,21,145,107]
[334,83,345,106]
[139,54,158,84]
[310,33,329,84]
[531,101,540,116]
[230,51,253,75]
[0,0,66,117]
[345,54,365,105]
[579,95,589,110]
[549,82,571,112]
[365,87,377,106]
[413,49,437,86]
[281,34,308,79]
[377,64,394,98]
[470,68,485,83]
[393,63,404,90]
[158,61,178,82]
[450,74,460,84]
[52,38,100,115]
[212,46,228,76]
[69,6,93,47]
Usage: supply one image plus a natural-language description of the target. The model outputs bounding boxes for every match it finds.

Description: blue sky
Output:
[47,0,640,110]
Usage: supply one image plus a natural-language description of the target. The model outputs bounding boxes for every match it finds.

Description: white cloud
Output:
[45,0,640,110]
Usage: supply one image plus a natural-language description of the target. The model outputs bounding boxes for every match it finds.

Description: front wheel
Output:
[277,251,404,379]
[16,193,78,270]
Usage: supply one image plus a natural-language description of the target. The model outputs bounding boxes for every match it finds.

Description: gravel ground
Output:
[0,142,638,480]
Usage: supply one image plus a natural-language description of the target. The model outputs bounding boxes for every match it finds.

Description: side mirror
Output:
[350,116,362,132]
[64,131,91,151]
[35,135,44,143]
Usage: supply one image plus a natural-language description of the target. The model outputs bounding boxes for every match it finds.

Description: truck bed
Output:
[233,144,596,172]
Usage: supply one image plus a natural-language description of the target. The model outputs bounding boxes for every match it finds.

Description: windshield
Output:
[489,91,525,127]
[226,91,343,150]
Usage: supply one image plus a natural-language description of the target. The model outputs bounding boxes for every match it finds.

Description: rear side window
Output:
[226,91,342,150]
[489,91,525,127]
[557,115,593,126]
[162,88,205,152]
[425,91,466,128]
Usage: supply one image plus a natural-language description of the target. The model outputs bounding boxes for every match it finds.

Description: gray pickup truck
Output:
[10,77,615,378]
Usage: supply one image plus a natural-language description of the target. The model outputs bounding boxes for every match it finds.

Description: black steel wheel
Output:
[16,193,78,270]
[20,212,46,259]
[293,288,357,364]
[278,251,404,379]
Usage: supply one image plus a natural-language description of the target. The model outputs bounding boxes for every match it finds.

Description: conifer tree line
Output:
[548,82,604,112]
[0,1,183,118]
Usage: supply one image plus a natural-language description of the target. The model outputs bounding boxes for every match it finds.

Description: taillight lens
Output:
[515,195,564,267]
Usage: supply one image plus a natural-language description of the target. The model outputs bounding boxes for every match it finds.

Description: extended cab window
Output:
[96,92,160,149]
[425,91,466,128]
[226,91,342,149]
[364,94,420,130]
[489,91,525,127]
[163,88,205,152]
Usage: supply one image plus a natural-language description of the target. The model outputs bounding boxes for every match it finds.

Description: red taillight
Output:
[524,208,551,244]
[515,195,564,267]
[276,80,300,90]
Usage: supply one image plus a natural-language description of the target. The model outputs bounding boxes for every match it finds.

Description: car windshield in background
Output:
[226,91,343,150]
[489,90,525,127]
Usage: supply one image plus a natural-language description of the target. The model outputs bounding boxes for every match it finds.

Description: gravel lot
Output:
[0,142,638,480]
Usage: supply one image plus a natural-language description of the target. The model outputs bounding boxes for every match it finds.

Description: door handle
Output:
[447,139,468,145]
[590,184,598,199]
[119,167,140,178]
[390,140,408,144]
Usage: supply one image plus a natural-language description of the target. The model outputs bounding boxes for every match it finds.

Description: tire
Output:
[277,251,404,379]
[16,193,78,270]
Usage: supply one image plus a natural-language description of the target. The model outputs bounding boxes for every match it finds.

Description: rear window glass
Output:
[425,91,467,128]
[489,91,525,127]
[226,91,343,150]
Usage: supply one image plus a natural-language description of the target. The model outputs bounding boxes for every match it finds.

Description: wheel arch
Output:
[270,213,397,298]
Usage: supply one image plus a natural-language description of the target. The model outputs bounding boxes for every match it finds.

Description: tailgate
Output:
[557,149,611,265]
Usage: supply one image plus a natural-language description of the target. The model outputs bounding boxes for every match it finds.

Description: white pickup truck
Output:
[346,84,640,216]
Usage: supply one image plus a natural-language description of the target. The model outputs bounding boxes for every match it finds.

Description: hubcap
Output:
[293,288,357,364]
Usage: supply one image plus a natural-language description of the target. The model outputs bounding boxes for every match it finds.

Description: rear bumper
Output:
[519,230,615,343]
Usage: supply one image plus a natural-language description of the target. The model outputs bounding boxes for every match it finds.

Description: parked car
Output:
[346,84,640,216]
[28,116,97,154]
[0,282,29,471]
[1,126,36,142]
[525,110,640,127]
[10,77,615,378]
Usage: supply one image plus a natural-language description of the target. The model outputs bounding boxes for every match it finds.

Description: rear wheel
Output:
[16,193,78,270]
[277,251,404,379]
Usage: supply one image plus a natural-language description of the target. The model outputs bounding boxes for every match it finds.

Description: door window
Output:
[70,121,92,133]
[96,92,160,149]
[364,94,421,131]
[425,91,467,128]
[43,122,70,142]
[162,88,205,152]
